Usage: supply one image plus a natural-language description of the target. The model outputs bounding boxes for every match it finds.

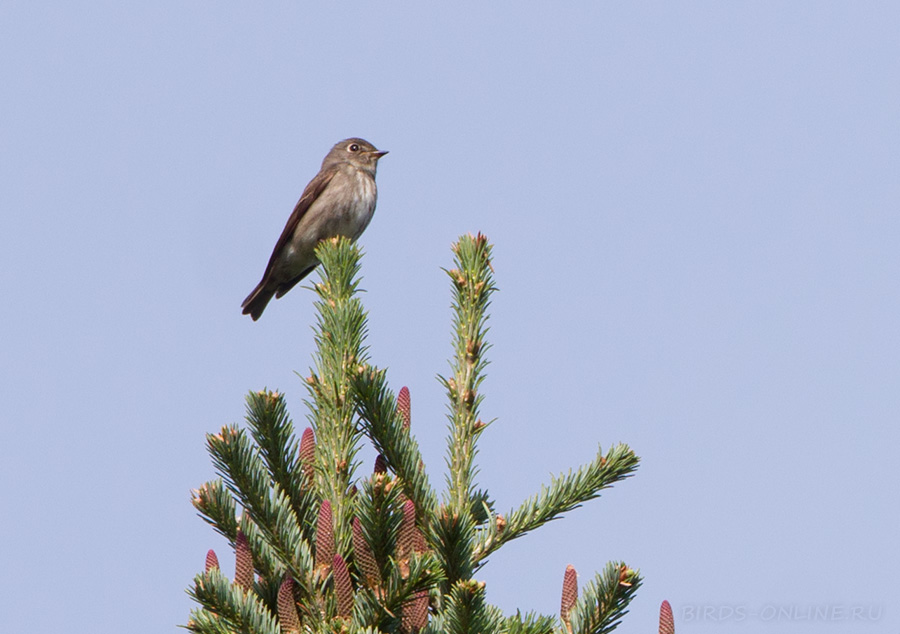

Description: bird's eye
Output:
[348,143,360,152]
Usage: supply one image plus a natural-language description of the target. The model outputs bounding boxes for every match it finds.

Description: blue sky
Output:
[2,2,898,632]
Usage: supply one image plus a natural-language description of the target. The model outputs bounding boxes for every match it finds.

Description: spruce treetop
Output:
[187,235,649,634]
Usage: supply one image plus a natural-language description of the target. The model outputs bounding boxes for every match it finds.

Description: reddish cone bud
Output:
[374,454,388,474]
[205,549,219,572]
[398,499,423,558]
[352,517,381,588]
[234,530,253,590]
[277,576,301,633]
[560,565,577,633]
[332,554,353,618]
[397,386,411,429]
[400,590,429,633]
[659,600,674,634]
[315,501,334,571]
[299,427,315,482]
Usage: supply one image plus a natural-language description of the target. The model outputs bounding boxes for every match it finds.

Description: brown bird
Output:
[241,138,387,320]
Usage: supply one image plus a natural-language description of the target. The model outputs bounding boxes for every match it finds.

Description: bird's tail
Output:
[241,281,275,321]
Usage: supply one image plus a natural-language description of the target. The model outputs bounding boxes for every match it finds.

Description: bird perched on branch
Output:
[241,137,387,320]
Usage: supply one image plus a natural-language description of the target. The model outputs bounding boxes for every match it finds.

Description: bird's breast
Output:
[297,168,377,243]
[333,169,378,238]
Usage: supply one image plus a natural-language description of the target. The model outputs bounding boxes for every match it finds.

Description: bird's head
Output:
[324,138,388,174]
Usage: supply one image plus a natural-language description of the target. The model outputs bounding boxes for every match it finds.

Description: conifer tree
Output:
[186,234,643,634]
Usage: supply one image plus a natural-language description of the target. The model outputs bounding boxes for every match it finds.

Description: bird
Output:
[241,138,387,320]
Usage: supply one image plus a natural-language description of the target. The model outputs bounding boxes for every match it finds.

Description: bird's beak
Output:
[370,150,389,159]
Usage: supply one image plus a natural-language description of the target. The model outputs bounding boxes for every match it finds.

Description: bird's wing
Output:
[260,166,337,276]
